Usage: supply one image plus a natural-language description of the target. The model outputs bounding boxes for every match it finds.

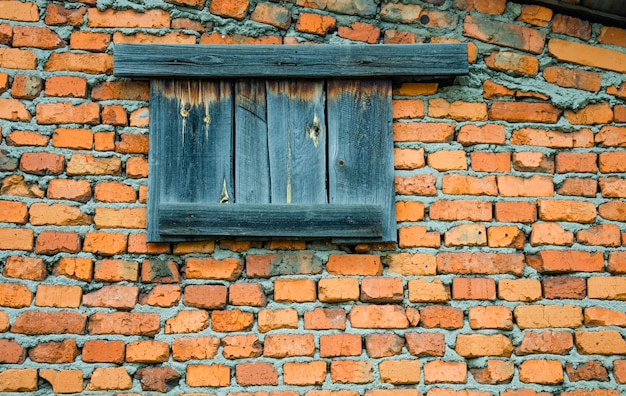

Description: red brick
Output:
[437,252,524,276]
[92,81,150,101]
[543,276,586,299]
[365,333,404,358]
[600,177,626,198]
[140,284,180,307]
[548,38,626,74]
[89,312,160,336]
[472,360,515,385]
[495,201,537,223]
[19,152,64,175]
[36,102,100,124]
[430,200,492,221]
[468,306,513,330]
[512,128,593,148]
[395,174,437,196]
[558,177,597,197]
[420,306,463,329]
[211,310,254,332]
[464,14,545,54]
[360,278,403,303]
[88,8,170,27]
[585,307,626,327]
[394,122,455,143]
[315,334,359,358]
[0,25,9,46]
[405,332,445,356]
[51,127,94,150]
[543,66,601,92]
[470,152,510,173]
[0,200,27,224]
[185,257,243,280]
[45,53,113,74]
[326,254,382,275]
[530,222,573,246]
[454,0,505,14]
[284,361,327,386]
[172,336,219,361]
[516,330,573,356]
[35,230,81,255]
[0,339,23,363]
[609,251,626,273]
[13,26,65,49]
[126,156,148,177]
[577,224,621,247]
[45,4,86,26]
[600,200,626,221]
[83,232,127,256]
[70,31,110,52]
[93,259,138,282]
[3,256,45,280]
[0,283,32,308]
[11,75,42,99]
[12,311,86,335]
[423,360,467,384]
[330,360,373,384]
[0,49,36,70]
[28,339,79,363]
[227,283,265,307]
[83,285,138,310]
[533,250,604,273]
[485,51,539,75]
[135,366,180,393]
[552,14,591,40]
[566,361,609,382]
[6,130,47,146]
[452,277,495,300]
[303,307,344,330]
[183,285,226,309]
[349,305,408,329]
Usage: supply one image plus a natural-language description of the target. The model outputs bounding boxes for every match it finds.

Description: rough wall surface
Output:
[0,0,625,394]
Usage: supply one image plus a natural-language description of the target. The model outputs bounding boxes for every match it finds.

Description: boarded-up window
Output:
[114,44,468,242]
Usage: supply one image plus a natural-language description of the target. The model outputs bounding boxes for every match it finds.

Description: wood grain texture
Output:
[235,80,270,203]
[114,44,469,78]
[266,80,326,204]
[159,203,383,237]
[148,80,233,241]
[327,79,396,242]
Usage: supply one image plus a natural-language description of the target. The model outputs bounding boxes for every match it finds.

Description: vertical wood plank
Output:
[148,80,233,241]
[327,79,396,242]
[235,80,270,203]
[266,80,327,204]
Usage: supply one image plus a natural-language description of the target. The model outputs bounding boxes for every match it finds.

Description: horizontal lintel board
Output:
[114,44,469,78]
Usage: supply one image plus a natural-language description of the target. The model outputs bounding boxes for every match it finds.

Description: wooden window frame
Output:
[114,44,468,243]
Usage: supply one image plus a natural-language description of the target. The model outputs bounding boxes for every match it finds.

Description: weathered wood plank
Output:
[235,80,270,203]
[266,80,326,204]
[327,79,396,242]
[148,80,233,241]
[114,44,469,78]
[159,203,383,237]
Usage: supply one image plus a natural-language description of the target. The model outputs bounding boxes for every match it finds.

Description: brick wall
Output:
[0,0,625,394]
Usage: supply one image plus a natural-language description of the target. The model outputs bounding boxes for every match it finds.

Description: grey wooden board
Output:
[327,79,396,243]
[114,44,469,78]
[159,203,383,237]
[235,80,270,203]
[148,80,233,242]
[266,80,326,204]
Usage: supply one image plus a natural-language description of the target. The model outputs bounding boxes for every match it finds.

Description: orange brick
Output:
[454,0,505,14]
[45,53,113,74]
[485,51,539,75]
[284,361,327,385]
[452,277,495,300]
[172,336,219,361]
[495,201,537,223]
[488,226,525,248]
[497,279,542,302]
[543,276,586,299]
[393,82,438,96]
[443,174,499,195]
[395,200,425,222]
[330,360,373,384]
[0,369,37,392]
[184,285,227,309]
[6,131,47,147]
[427,150,467,171]
[35,284,82,308]
[584,307,626,327]
[437,252,524,276]
[472,360,515,385]
[470,152,510,172]
[360,278,403,303]
[45,4,86,26]
[430,200,492,221]
[543,66,601,92]
[386,252,434,276]
[39,370,83,394]
[444,224,487,247]
[94,259,138,282]
[83,232,127,256]
[393,100,424,119]
[89,312,160,336]
[94,181,136,203]
[394,147,425,170]
[0,228,34,251]
[317,278,359,302]
[455,334,513,357]
[565,103,613,125]
[92,81,150,101]
[94,132,115,151]
[126,340,169,363]
[326,254,382,275]
[83,285,139,310]
[36,102,100,124]
[483,80,514,99]
[537,199,596,223]
[51,128,93,150]
[394,122,455,143]
[88,8,169,28]
[423,360,467,384]
[519,360,563,384]
[366,333,405,358]
[70,31,110,52]
[516,330,573,356]
[126,156,148,178]
[0,48,37,70]
[54,257,93,282]
[185,257,243,280]
[395,174,437,196]
[464,14,545,53]
[577,224,621,247]
[20,152,64,175]
[428,98,487,121]
[250,3,292,30]
[600,177,626,198]
[517,4,553,26]
[186,364,230,387]
[274,278,316,302]
[588,277,626,300]
[408,279,449,303]
[228,283,266,306]
[349,305,408,329]
[165,310,208,334]
[399,226,440,248]
[530,222,574,246]
[609,251,626,273]
[338,21,380,43]
[13,26,65,49]
[548,38,626,73]
[141,284,180,307]
[0,283,32,308]
[379,359,420,384]
[419,306,463,329]
[94,207,145,229]
[12,311,86,335]
[264,333,315,357]
[0,200,27,224]
[469,306,513,330]
[515,304,583,329]
[296,13,336,35]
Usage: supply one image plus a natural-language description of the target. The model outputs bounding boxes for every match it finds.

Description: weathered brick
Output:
[380,359,420,385]
[444,224,487,247]
[516,330,573,355]
[0,283,32,308]
[0,49,36,70]
[126,340,169,363]
[365,333,404,358]
[537,199,596,223]
[0,200,27,224]
[464,14,545,54]
[533,250,604,273]
[485,51,539,75]
[442,174,498,196]
[548,38,626,73]
[566,361,609,382]
[183,285,227,309]
[89,312,160,336]
[349,305,408,329]
[517,4,553,26]
[577,224,621,247]
[45,53,113,74]
[394,148,425,170]
[251,3,291,30]
[543,276,587,299]
[585,307,626,327]
[13,26,65,49]
[424,361,467,384]
[45,4,86,26]
[0,368,37,392]
[85,367,132,391]
[408,279,449,303]
[552,14,591,40]
[296,0,377,17]
[470,152,510,173]
[319,333,362,357]
[543,66,602,92]
[3,256,45,279]
[172,336,219,361]
[140,284,180,307]
[304,307,346,330]
[519,360,563,384]
[221,334,262,359]
[258,308,299,332]
[456,334,513,357]
[28,339,79,363]
[399,226,440,248]
[39,370,83,394]
[387,253,436,276]
[514,304,583,329]
[495,201,537,223]
[420,306,463,329]
[588,277,626,300]
[35,284,82,308]
[70,31,110,52]
[394,122,455,142]
[0,1,39,21]
[395,175,437,196]
[54,257,93,281]
[530,222,573,246]
[284,361,327,386]
[430,200,492,221]
[264,333,315,357]
[405,332,445,356]
[338,21,380,43]
[12,311,86,334]
[330,360,373,384]
[454,0,505,14]
[428,98,487,121]
[452,277,495,300]
[437,252,524,276]
[83,285,139,310]
[88,8,170,27]
[212,310,254,332]
[19,152,64,175]
[565,103,613,125]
